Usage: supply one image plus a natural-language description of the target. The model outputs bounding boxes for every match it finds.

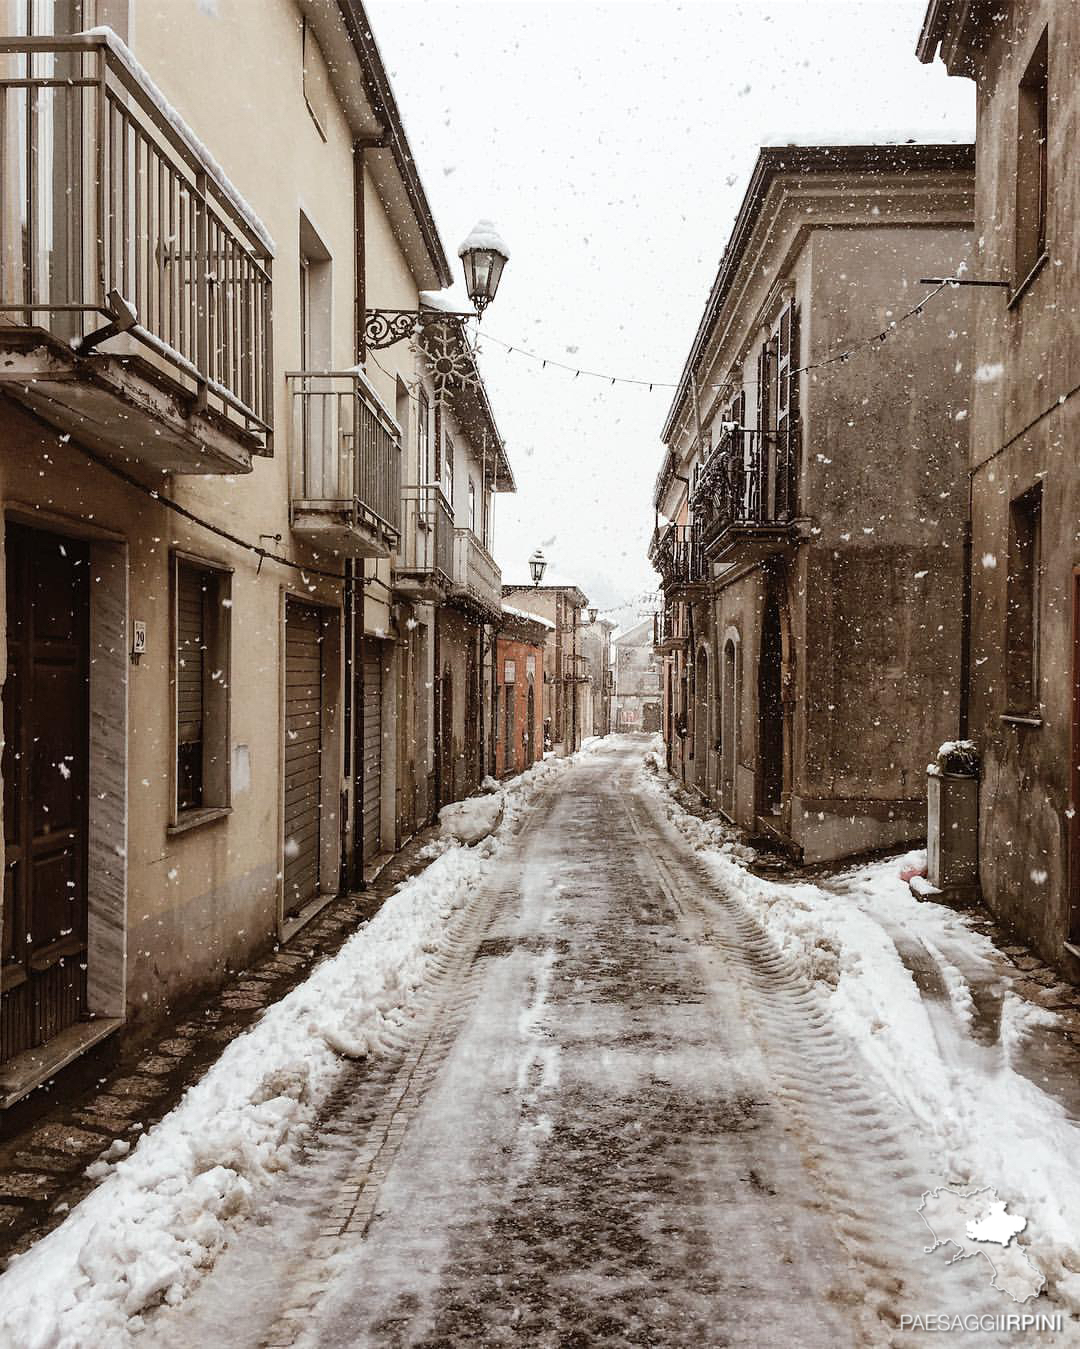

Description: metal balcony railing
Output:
[689,424,798,553]
[287,372,400,539]
[653,605,684,650]
[452,528,501,614]
[651,523,707,590]
[0,34,272,443]
[397,484,454,583]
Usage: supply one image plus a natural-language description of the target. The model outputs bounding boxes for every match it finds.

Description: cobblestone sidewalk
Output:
[0,829,439,1267]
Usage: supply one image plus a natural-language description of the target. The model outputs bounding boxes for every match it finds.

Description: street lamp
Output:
[588,607,598,624]
[364,219,509,350]
[529,549,547,587]
[458,220,510,318]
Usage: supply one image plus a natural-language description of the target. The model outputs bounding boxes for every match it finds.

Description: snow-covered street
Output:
[4,736,1079,1346]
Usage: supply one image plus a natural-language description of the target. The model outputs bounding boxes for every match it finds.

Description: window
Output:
[418,389,432,482]
[174,557,231,820]
[1015,30,1049,284]
[299,215,331,371]
[1006,485,1042,714]
[468,479,477,533]
[504,659,516,684]
[442,432,455,504]
[526,654,536,681]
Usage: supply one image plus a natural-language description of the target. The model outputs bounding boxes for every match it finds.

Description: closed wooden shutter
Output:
[177,565,206,810]
[284,601,323,913]
[776,302,799,520]
[362,642,382,860]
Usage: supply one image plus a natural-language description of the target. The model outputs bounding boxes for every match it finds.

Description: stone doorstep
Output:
[0,1020,124,1112]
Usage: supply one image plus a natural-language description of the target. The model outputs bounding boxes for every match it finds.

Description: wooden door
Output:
[1070,571,1080,944]
[361,641,383,862]
[2,524,89,1061]
[758,598,784,818]
[525,683,536,768]
[283,600,323,916]
[438,666,453,807]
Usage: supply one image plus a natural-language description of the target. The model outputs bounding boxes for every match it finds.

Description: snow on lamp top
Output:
[457,219,510,259]
[458,219,509,317]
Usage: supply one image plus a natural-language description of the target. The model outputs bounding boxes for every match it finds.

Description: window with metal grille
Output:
[174,556,232,819]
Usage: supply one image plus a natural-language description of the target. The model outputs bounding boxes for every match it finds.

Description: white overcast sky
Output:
[367,0,974,625]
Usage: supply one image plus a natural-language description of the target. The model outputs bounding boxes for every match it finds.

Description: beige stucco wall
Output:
[0,0,458,1036]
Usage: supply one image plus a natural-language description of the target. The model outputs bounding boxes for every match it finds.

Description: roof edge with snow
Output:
[659,141,975,449]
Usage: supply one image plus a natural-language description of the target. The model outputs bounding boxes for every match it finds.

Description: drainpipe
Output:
[958,476,973,740]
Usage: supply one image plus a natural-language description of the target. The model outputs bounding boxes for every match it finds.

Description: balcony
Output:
[394,484,454,601]
[690,425,799,564]
[0,34,273,474]
[287,372,400,558]
[653,604,686,654]
[450,528,501,617]
[649,523,707,595]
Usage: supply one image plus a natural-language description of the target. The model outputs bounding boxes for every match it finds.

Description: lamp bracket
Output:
[364,308,474,351]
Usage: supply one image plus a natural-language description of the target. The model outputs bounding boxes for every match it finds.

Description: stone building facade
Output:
[0,0,512,1103]
[495,609,550,778]
[613,618,662,733]
[652,143,975,863]
[501,585,589,755]
[918,0,1080,976]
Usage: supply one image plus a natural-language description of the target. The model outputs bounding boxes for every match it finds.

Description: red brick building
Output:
[495,608,552,777]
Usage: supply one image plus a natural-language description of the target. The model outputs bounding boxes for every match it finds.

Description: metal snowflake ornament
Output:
[420,321,480,402]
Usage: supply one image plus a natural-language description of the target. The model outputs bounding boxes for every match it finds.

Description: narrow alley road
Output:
[150,737,999,1348]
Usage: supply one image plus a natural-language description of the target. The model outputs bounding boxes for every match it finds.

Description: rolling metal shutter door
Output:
[284,602,322,912]
[362,643,382,860]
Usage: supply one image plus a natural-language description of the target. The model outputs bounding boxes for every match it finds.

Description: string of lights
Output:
[472,279,953,396]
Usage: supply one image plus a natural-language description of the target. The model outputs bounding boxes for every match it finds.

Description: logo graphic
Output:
[919,1186,1045,1304]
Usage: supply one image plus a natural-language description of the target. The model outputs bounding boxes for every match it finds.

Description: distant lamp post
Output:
[529,549,547,587]
[364,219,509,350]
[588,607,598,624]
[458,220,510,318]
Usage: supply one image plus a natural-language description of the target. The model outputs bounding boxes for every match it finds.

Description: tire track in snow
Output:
[619,775,1005,1344]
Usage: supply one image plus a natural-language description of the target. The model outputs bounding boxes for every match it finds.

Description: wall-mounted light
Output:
[364,220,510,351]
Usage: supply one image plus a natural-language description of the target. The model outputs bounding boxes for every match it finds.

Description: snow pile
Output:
[0,753,582,1347]
[640,756,1080,1311]
[439,792,504,844]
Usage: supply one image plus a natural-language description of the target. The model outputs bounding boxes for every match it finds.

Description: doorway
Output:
[283,599,325,916]
[722,636,738,818]
[2,523,90,1061]
[694,646,709,795]
[1070,571,1080,945]
[759,597,784,818]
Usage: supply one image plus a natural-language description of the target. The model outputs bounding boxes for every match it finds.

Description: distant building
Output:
[495,607,551,777]
[613,619,662,733]
[501,585,588,754]
[918,0,1080,977]
[578,618,615,740]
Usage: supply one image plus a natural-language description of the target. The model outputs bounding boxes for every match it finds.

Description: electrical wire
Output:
[74,442,351,583]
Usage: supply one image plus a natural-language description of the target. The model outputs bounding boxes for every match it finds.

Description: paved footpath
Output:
[150,738,1000,1348]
